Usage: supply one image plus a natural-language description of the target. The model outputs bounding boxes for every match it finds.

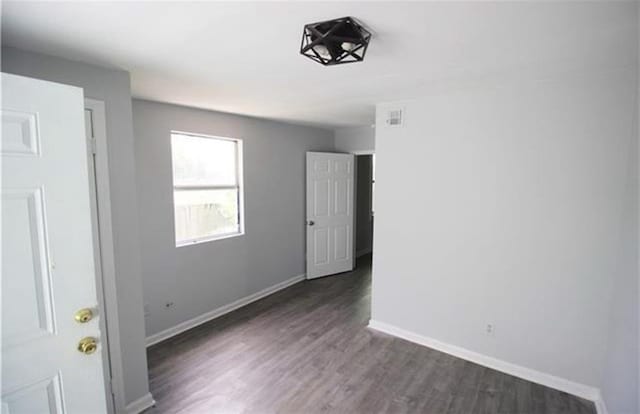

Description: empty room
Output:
[1,1,638,414]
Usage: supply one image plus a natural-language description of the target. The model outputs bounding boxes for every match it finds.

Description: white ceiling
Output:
[2,1,636,129]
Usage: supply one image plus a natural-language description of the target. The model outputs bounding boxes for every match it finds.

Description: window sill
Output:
[176,231,244,248]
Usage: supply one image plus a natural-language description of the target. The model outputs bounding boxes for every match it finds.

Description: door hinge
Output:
[109,378,116,395]
[89,138,97,154]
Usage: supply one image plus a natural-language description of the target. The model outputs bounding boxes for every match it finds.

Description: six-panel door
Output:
[306,152,355,279]
[1,73,107,413]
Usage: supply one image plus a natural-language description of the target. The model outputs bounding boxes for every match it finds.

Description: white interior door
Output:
[1,73,108,413]
[306,152,355,279]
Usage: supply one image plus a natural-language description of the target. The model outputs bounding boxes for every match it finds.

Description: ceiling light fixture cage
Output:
[300,16,372,66]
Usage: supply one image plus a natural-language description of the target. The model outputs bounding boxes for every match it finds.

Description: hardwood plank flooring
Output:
[146,255,595,414]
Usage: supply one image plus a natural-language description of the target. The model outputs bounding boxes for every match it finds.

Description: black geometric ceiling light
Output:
[300,16,372,66]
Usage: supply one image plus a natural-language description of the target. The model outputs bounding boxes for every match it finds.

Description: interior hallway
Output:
[146,255,595,413]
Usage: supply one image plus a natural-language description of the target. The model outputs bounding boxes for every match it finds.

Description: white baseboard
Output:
[125,392,155,414]
[146,274,306,347]
[593,391,609,414]
[368,320,602,406]
[356,247,372,258]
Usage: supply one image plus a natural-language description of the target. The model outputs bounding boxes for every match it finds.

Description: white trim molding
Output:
[85,98,127,414]
[368,320,603,408]
[592,391,609,414]
[125,393,155,414]
[146,274,306,346]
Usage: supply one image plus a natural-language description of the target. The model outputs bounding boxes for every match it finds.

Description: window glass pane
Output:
[171,133,237,186]
[174,188,239,243]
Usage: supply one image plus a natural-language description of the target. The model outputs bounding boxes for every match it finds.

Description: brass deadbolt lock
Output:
[74,308,94,323]
[77,337,98,355]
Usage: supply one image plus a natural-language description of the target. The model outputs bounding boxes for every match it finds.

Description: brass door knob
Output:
[77,337,98,355]
[74,308,93,323]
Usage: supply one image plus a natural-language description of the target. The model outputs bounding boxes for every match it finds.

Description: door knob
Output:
[77,337,98,355]
[307,220,315,226]
[74,308,94,323]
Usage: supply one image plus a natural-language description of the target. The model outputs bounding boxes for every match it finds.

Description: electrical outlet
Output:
[486,324,495,336]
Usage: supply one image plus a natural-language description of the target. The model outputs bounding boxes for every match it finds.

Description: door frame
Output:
[84,98,125,414]
[354,153,375,258]
[350,150,375,156]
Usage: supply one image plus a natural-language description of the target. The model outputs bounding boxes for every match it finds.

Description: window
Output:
[170,132,243,246]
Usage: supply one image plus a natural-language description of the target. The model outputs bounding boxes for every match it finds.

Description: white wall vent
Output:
[385,109,403,127]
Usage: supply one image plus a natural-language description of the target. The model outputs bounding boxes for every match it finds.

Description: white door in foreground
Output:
[306,152,355,279]
[1,73,107,413]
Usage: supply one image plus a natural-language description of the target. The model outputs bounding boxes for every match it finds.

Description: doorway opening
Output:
[355,154,374,261]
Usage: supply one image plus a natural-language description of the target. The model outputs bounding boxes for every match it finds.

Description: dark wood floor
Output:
[147,255,595,414]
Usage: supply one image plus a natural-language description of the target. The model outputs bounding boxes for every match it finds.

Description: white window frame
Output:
[170,130,245,247]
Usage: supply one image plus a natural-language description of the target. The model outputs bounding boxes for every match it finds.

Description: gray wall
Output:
[600,6,640,409]
[600,131,638,413]
[372,66,637,393]
[132,100,334,338]
[334,125,375,153]
[356,155,373,255]
[1,47,150,408]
